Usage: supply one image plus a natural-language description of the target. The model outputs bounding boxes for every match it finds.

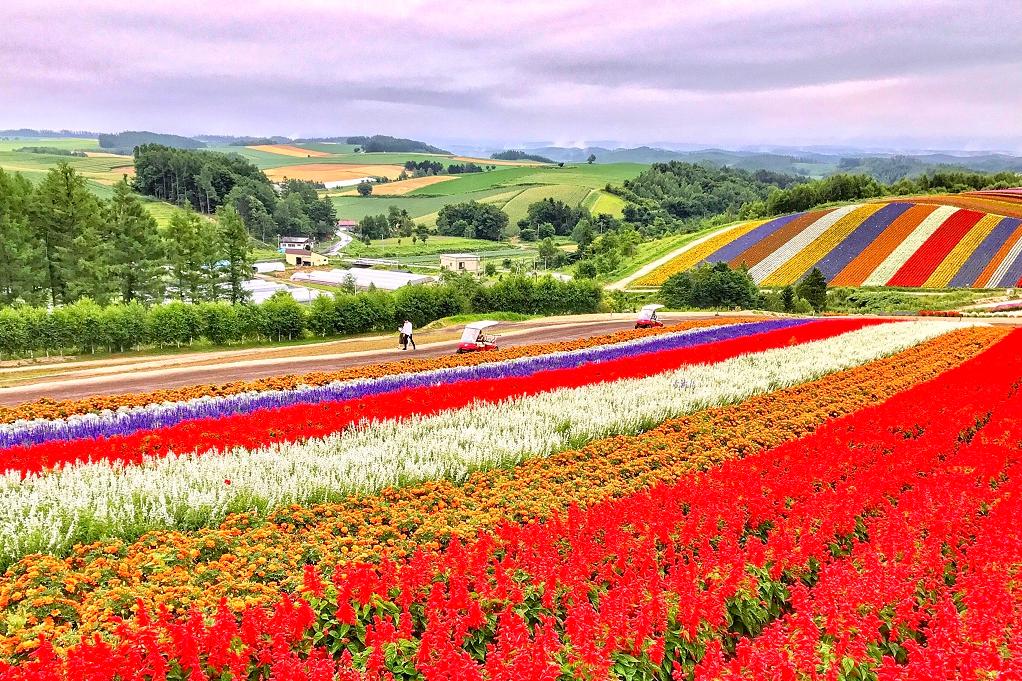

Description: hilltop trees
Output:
[436,201,508,241]
[133,144,336,239]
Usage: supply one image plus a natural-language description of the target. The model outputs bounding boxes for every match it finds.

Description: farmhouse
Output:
[284,249,328,267]
[251,261,285,274]
[279,236,311,251]
[440,253,482,273]
[291,268,435,291]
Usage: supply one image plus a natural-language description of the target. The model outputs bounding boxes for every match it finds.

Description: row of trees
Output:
[660,262,828,313]
[355,207,422,242]
[0,165,252,307]
[132,144,336,239]
[0,275,602,358]
[400,160,487,178]
[740,169,1022,218]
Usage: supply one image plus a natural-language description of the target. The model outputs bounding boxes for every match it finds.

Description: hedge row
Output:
[0,276,602,358]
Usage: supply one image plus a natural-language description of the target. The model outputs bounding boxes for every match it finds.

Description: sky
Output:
[3,0,1022,152]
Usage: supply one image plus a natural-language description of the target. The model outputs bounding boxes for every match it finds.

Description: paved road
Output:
[0,319,642,405]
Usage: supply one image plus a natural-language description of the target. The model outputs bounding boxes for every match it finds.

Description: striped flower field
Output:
[635,190,1022,288]
[5,317,1022,680]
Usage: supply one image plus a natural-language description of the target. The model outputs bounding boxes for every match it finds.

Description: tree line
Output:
[0,164,253,307]
[740,169,1022,218]
[132,144,336,240]
[0,275,602,358]
[660,262,827,314]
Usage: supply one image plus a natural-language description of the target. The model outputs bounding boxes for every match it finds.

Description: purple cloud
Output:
[2,0,1020,150]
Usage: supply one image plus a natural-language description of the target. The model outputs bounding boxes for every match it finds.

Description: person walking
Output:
[400,319,416,350]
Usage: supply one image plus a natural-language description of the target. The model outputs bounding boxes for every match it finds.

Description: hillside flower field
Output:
[635,191,1022,288]
[1,315,1021,679]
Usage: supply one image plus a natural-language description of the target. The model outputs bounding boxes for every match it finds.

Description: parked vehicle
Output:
[457,321,501,353]
[635,304,664,329]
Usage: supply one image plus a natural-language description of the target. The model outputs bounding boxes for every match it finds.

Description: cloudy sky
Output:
[3,0,1021,151]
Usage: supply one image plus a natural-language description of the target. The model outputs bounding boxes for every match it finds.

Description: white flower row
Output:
[0,321,961,565]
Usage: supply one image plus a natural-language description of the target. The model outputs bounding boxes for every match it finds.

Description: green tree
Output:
[217,203,253,304]
[0,169,43,304]
[30,163,107,305]
[356,181,373,197]
[537,237,562,268]
[571,218,595,255]
[781,285,795,313]
[575,260,598,279]
[107,179,166,304]
[586,153,596,164]
[414,225,430,245]
[166,210,212,302]
[436,201,508,241]
[661,262,759,310]
[796,267,828,312]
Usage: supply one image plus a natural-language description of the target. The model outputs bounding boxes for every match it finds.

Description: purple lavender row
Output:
[0,319,811,450]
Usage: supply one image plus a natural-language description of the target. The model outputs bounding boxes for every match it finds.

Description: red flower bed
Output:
[3,329,1018,679]
[1,319,877,476]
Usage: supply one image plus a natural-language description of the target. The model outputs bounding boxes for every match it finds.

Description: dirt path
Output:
[0,314,732,405]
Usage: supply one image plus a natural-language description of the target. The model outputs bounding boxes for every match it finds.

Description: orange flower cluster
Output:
[0,320,749,423]
[0,326,1003,656]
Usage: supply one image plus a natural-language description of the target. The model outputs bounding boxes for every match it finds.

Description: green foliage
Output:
[661,262,759,309]
[436,201,508,241]
[796,267,828,312]
[618,161,800,228]
[107,179,165,304]
[217,204,253,304]
[0,169,43,305]
[574,260,598,279]
[356,180,373,197]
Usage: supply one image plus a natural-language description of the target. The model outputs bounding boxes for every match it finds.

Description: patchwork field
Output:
[636,192,1022,288]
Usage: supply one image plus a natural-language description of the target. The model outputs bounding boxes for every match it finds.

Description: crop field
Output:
[246,144,333,158]
[264,162,407,182]
[500,183,592,223]
[3,316,1022,678]
[333,175,460,196]
[636,194,1022,288]
[583,188,627,217]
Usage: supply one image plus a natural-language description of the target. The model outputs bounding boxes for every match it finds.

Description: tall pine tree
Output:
[217,204,253,304]
[0,169,44,304]
[166,209,208,302]
[107,180,166,303]
[30,163,108,305]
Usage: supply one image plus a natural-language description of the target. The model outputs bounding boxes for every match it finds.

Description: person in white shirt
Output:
[400,320,415,350]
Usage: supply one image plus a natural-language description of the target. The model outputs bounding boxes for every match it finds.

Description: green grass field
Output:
[342,235,515,258]
[0,137,103,152]
[583,190,627,217]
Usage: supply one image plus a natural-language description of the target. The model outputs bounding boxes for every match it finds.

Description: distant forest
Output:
[491,150,555,163]
[342,135,450,154]
[98,131,206,154]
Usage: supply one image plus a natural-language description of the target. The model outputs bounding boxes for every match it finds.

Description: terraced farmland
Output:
[635,191,1022,288]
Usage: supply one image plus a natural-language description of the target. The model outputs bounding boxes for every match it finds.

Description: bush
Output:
[661,262,759,310]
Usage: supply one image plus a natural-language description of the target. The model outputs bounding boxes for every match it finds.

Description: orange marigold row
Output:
[0,325,1004,656]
